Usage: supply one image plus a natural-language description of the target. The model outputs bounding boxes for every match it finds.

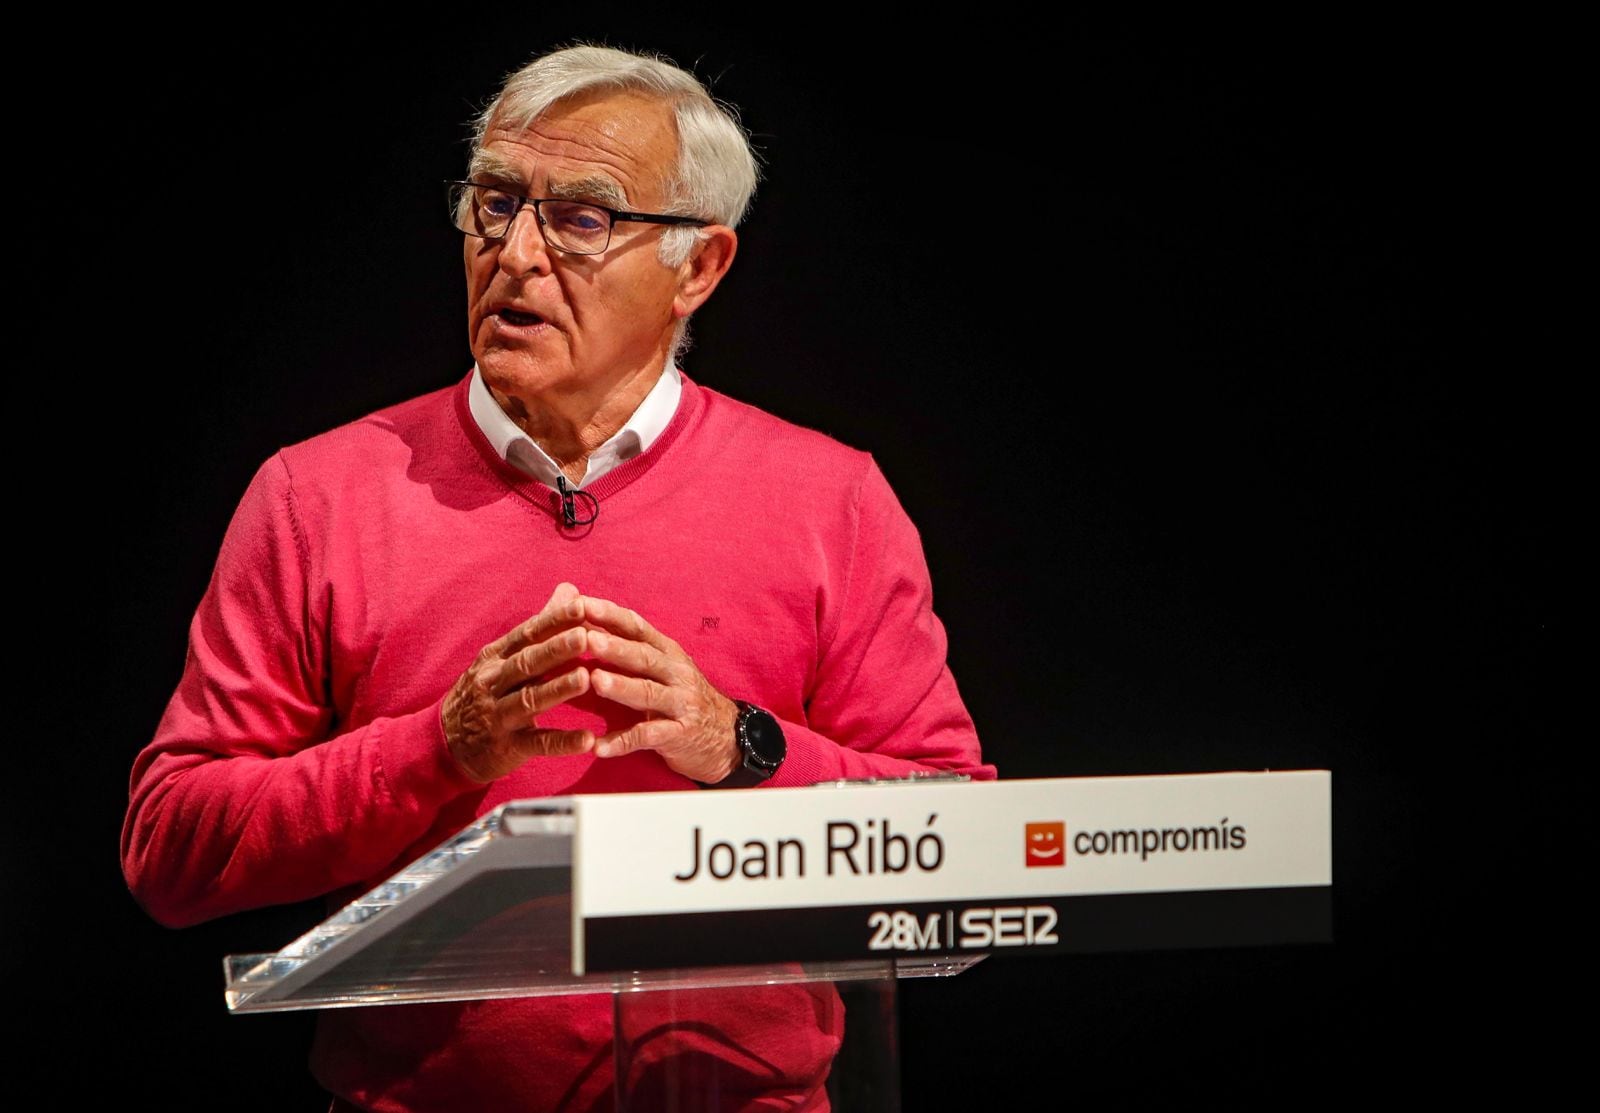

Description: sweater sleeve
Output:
[767,458,996,786]
[121,455,482,928]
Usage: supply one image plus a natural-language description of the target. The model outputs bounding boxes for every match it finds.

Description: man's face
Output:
[464,89,688,409]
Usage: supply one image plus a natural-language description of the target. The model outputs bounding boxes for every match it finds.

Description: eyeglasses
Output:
[446,180,709,256]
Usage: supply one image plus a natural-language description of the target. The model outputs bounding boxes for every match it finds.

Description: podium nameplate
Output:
[571,771,1331,973]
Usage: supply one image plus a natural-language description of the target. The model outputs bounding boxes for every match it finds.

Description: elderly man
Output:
[123,44,992,1111]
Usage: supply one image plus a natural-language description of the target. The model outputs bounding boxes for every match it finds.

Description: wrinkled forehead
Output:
[471,89,680,208]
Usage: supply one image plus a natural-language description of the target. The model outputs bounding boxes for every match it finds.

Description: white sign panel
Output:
[571,771,1331,973]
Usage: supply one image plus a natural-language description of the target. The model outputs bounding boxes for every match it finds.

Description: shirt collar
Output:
[467,359,682,489]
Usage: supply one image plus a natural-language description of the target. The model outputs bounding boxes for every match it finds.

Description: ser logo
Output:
[1025,821,1065,868]
[865,906,1060,951]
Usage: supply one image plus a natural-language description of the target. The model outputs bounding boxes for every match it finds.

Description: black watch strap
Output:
[708,701,786,788]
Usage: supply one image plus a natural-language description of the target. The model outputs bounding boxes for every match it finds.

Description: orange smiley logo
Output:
[1025,822,1066,868]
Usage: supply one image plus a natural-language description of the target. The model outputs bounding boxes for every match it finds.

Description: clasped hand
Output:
[442,582,739,785]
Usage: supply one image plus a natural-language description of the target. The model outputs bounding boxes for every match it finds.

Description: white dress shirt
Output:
[467,360,682,489]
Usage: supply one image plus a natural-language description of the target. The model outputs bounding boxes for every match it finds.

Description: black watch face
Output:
[740,705,786,772]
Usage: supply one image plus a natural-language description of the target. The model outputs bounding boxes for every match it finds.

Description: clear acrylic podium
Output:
[221,772,1330,1108]
[224,798,982,1110]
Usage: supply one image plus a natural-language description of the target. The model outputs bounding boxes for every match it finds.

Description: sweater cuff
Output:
[372,695,484,812]
[760,717,965,787]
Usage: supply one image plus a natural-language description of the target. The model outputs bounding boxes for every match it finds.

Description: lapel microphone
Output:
[555,475,600,529]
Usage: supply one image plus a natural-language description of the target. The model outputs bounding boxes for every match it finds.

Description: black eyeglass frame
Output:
[446,180,710,255]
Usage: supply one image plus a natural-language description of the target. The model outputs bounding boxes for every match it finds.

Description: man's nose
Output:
[496,204,551,276]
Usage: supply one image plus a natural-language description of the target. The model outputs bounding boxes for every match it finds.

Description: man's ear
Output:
[672,226,738,319]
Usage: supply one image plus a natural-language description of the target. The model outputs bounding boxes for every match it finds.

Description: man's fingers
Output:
[589,668,673,717]
[515,728,595,759]
[580,596,678,654]
[485,583,585,659]
[497,666,590,729]
[452,590,739,785]
[490,627,588,696]
[584,629,675,683]
[593,719,676,759]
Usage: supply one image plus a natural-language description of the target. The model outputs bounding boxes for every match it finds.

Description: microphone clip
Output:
[556,475,600,529]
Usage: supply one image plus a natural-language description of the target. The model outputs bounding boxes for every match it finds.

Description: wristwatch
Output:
[710,701,786,788]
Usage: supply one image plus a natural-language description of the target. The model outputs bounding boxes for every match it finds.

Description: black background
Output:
[14,14,1568,1107]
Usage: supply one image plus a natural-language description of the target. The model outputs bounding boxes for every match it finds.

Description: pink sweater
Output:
[123,372,993,1110]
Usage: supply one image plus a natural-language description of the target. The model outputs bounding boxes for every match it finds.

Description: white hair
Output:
[470,44,760,272]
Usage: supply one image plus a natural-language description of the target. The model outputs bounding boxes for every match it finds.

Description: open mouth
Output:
[498,308,544,326]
